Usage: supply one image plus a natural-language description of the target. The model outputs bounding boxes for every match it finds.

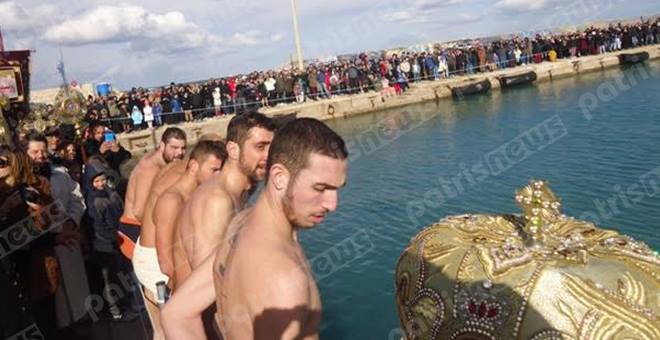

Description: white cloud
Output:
[0,1,58,31]
[41,3,268,55]
[382,0,478,24]
[43,4,215,45]
[416,0,467,10]
[270,33,285,42]
[230,30,262,46]
[383,10,416,23]
[495,0,548,11]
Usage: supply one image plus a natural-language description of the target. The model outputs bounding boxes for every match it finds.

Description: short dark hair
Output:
[22,131,48,150]
[188,140,228,167]
[161,127,187,145]
[266,118,347,182]
[226,112,276,147]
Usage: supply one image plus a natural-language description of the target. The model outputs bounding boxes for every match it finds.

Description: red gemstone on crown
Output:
[477,302,487,318]
[468,300,477,314]
[487,306,499,318]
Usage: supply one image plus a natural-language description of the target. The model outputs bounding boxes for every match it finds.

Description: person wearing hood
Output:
[83,158,137,322]
[131,105,143,130]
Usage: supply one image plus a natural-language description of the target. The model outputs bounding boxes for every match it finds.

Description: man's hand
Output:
[161,255,215,340]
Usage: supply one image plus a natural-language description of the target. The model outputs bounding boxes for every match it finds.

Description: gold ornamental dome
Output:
[395,180,659,340]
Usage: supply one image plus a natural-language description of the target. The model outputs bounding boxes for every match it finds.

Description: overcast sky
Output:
[1,0,658,90]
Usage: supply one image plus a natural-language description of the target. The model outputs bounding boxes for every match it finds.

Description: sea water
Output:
[304,61,660,339]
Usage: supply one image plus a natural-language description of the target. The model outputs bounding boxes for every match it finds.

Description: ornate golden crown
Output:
[395,180,659,340]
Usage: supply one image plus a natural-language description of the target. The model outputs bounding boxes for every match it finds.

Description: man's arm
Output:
[192,193,233,267]
[252,262,319,340]
[153,192,183,278]
[161,254,215,340]
[132,167,158,221]
[122,170,138,219]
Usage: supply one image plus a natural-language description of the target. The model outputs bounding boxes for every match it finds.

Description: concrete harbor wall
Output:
[117,45,659,156]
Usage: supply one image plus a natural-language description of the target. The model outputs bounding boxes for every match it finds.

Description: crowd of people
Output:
[2,17,659,340]
[0,121,140,339]
[71,19,660,133]
[1,112,348,339]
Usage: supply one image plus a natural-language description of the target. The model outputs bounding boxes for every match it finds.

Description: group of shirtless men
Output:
[118,113,348,340]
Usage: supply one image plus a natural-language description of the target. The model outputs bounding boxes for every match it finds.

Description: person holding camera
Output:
[83,122,132,174]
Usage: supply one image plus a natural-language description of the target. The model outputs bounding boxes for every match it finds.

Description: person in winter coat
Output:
[130,106,143,130]
[170,95,183,124]
[153,101,163,127]
[212,87,222,116]
[143,100,154,129]
[83,158,137,322]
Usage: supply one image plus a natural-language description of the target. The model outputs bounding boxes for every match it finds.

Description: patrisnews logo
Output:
[6,324,44,340]
[0,200,68,259]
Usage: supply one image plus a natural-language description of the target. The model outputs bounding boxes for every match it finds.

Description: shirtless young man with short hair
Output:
[125,127,185,340]
[162,113,275,338]
[179,113,275,271]
[214,118,348,340]
[154,140,227,284]
[119,127,186,248]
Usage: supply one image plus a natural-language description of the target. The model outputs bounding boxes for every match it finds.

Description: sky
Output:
[1,0,659,90]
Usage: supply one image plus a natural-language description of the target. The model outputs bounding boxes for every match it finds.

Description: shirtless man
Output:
[162,112,275,338]
[154,140,227,284]
[215,118,348,339]
[139,131,225,260]
[176,112,275,275]
[118,127,186,251]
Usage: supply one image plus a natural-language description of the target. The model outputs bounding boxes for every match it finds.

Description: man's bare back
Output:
[178,176,240,273]
[138,160,186,248]
[153,177,195,283]
[214,214,321,340]
[121,150,166,224]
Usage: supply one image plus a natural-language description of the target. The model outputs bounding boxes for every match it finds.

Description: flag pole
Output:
[0,25,5,52]
[290,0,304,70]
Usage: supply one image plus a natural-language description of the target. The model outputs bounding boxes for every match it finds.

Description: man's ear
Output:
[269,163,290,192]
[158,141,165,151]
[187,159,199,173]
[226,141,240,161]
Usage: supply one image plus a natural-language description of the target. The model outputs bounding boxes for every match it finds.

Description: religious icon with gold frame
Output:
[0,65,24,103]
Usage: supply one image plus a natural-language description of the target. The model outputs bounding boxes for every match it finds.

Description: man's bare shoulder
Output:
[131,155,160,178]
[237,235,306,283]
[192,179,232,208]
[244,248,312,308]
[156,160,186,181]
[156,190,185,208]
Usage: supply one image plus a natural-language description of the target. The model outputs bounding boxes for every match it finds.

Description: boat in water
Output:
[451,79,492,98]
[498,71,538,88]
[395,180,659,340]
[619,52,650,65]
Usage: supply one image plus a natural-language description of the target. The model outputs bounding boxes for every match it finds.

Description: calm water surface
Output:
[300,62,660,339]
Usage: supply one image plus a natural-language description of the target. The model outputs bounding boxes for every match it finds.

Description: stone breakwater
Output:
[117,45,659,156]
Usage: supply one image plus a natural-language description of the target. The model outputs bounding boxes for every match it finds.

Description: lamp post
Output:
[290,0,304,70]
